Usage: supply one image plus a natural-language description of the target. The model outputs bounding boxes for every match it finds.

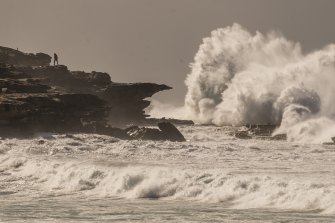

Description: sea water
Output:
[1,125,335,222]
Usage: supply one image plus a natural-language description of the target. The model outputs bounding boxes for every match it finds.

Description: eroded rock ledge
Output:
[0,46,185,141]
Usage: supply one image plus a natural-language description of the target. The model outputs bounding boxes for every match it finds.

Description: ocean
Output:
[1,125,335,222]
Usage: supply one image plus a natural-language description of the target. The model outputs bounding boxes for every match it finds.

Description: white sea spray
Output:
[182,24,335,143]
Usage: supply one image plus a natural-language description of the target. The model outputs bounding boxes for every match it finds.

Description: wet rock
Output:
[234,131,252,139]
[158,122,186,142]
[0,79,50,93]
[322,142,334,145]
[95,123,130,139]
[38,140,45,145]
[0,93,108,134]
[126,126,163,141]
[126,122,186,142]
[272,134,287,141]
[232,125,281,140]
[146,118,194,126]
[245,124,277,136]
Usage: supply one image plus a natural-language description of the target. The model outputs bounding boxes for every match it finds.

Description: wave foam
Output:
[2,157,335,214]
[184,23,335,143]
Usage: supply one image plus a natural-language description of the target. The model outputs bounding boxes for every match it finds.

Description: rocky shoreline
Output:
[0,46,186,141]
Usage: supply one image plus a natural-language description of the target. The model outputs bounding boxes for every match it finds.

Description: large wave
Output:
[185,23,335,143]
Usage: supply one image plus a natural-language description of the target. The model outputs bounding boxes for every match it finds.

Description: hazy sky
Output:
[1,0,335,105]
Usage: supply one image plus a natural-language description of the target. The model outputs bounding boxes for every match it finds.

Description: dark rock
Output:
[0,47,51,67]
[126,122,186,142]
[272,134,287,141]
[0,46,173,139]
[234,131,252,139]
[27,65,74,88]
[71,71,111,87]
[95,123,130,139]
[0,65,31,79]
[105,82,171,100]
[0,79,50,93]
[231,125,285,140]
[158,122,186,142]
[14,63,171,126]
[146,118,194,126]
[100,83,171,126]
[0,93,108,134]
[38,140,45,145]
[126,126,163,141]
[0,125,35,138]
[322,142,334,145]
[245,124,277,136]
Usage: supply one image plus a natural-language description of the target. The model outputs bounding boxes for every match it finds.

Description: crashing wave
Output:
[184,23,335,143]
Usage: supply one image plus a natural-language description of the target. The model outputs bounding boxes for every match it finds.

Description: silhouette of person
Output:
[54,53,59,65]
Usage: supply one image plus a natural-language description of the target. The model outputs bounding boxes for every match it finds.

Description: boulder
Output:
[125,122,186,142]
[158,122,186,142]
[94,122,130,139]
[126,126,163,141]
[245,124,277,136]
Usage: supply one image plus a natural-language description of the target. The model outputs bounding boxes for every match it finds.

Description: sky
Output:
[1,0,335,105]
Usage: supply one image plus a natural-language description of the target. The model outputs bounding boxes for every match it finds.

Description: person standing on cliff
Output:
[54,53,58,65]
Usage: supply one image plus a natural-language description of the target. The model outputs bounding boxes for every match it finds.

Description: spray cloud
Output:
[184,23,335,143]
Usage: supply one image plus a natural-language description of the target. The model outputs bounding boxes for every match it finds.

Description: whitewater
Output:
[1,125,335,222]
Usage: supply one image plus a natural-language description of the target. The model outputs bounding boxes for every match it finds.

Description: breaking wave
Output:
[2,156,335,214]
[184,23,335,143]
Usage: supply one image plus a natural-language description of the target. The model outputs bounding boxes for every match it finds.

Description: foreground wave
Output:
[1,125,335,219]
[2,157,335,214]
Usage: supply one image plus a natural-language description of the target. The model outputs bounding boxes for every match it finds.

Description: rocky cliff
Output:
[0,46,51,67]
[0,46,173,137]
[14,64,171,126]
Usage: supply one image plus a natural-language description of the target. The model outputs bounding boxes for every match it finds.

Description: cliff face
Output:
[101,83,171,125]
[0,46,171,136]
[16,64,171,126]
[0,64,108,137]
